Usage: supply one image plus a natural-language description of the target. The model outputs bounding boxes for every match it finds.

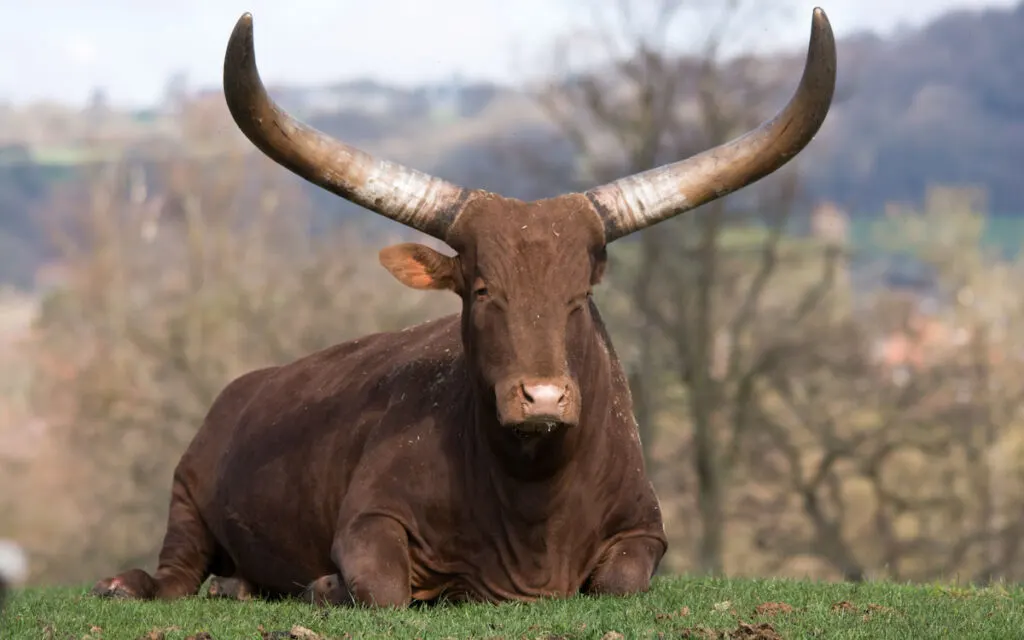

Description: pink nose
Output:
[521,383,567,419]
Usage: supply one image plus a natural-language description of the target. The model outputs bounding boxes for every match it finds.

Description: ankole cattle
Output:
[91,8,836,607]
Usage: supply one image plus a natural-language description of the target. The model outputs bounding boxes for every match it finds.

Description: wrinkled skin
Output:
[90,193,667,607]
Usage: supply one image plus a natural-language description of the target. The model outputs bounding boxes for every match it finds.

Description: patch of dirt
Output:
[679,622,783,639]
[656,605,691,620]
[862,603,897,622]
[754,602,794,617]
[830,600,856,613]
[731,622,783,639]
[259,627,327,640]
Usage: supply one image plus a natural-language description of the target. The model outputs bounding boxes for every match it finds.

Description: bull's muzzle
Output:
[496,377,580,433]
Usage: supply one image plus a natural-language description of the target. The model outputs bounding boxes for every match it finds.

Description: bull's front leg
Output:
[331,514,411,608]
[584,536,665,596]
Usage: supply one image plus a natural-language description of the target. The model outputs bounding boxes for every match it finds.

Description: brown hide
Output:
[178,297,663,601]
[164,191,665,603]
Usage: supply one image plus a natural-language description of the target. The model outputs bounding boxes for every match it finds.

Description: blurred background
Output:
[1,0,1023,587]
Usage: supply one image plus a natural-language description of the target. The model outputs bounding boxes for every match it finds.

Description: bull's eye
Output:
[471,276,489,301]
[569,295,588,314]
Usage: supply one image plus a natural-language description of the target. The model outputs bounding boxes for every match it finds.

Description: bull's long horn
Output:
[222,13,471,241]
[584,7,837,242]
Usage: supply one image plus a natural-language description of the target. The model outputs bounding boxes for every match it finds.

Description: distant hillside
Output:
[291,1,1024,216]
[802,1,1024,214]
[1,2,1023,288]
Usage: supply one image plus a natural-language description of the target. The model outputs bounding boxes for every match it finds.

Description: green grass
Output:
[3,576,1022,639]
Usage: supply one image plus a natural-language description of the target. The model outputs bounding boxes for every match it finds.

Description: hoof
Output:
[90,569,157,600]
[305,573,350,606]
[207,576,253,601]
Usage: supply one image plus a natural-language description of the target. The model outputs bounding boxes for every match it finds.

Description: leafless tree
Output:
[741,189,1024,583]
[533,0,839,575]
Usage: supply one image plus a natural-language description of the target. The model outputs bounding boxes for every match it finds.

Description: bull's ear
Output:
[379,243,460,293]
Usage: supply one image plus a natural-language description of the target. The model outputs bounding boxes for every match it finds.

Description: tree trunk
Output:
[692,203,725,576]
[693,398,725,575]
[630,231,662,469]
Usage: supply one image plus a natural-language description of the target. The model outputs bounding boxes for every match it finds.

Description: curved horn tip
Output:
[811,7,834,37]
[230,13,254,44]
[223,9,264,135]
[225,12,258,78]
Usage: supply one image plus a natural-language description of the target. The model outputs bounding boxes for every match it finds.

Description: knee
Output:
[341,549,410,607]
[333,517,411,608]
[347,575,409,608]
[587,538,662,596]
[593,555,651,595]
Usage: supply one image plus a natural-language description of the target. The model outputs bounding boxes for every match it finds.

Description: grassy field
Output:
[3,576,1021,639]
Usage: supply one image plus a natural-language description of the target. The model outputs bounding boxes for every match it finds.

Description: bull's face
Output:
[379,195,608,434]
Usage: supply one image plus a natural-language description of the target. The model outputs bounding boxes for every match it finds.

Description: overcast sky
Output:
[0,0,1015,108]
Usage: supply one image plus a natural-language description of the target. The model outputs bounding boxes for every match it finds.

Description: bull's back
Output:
[174,313,464,591]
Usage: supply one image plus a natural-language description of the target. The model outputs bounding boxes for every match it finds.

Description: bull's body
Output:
[164,312,664,602]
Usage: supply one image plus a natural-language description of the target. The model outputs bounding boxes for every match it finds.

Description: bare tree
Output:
[533,0,839,575]
[741,189,1024,583]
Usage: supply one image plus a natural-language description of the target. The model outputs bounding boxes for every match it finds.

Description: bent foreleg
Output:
[584,536,665,596]
[331,515,411,608]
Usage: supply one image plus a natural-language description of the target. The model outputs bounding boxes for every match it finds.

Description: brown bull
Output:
[91,8,836,607]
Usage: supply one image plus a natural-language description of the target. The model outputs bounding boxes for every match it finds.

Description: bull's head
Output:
[221,9,836,435]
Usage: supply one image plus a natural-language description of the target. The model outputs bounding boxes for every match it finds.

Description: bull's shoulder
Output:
[209,313,464,430]
[277,312,464,398]
[310,313,462,366]
[206,365,280,418]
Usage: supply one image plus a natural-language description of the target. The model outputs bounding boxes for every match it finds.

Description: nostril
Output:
[521,383,568,410]
[521,384,535,404]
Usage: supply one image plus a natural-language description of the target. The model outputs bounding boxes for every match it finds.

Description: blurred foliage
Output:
[2,2,1024,288]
